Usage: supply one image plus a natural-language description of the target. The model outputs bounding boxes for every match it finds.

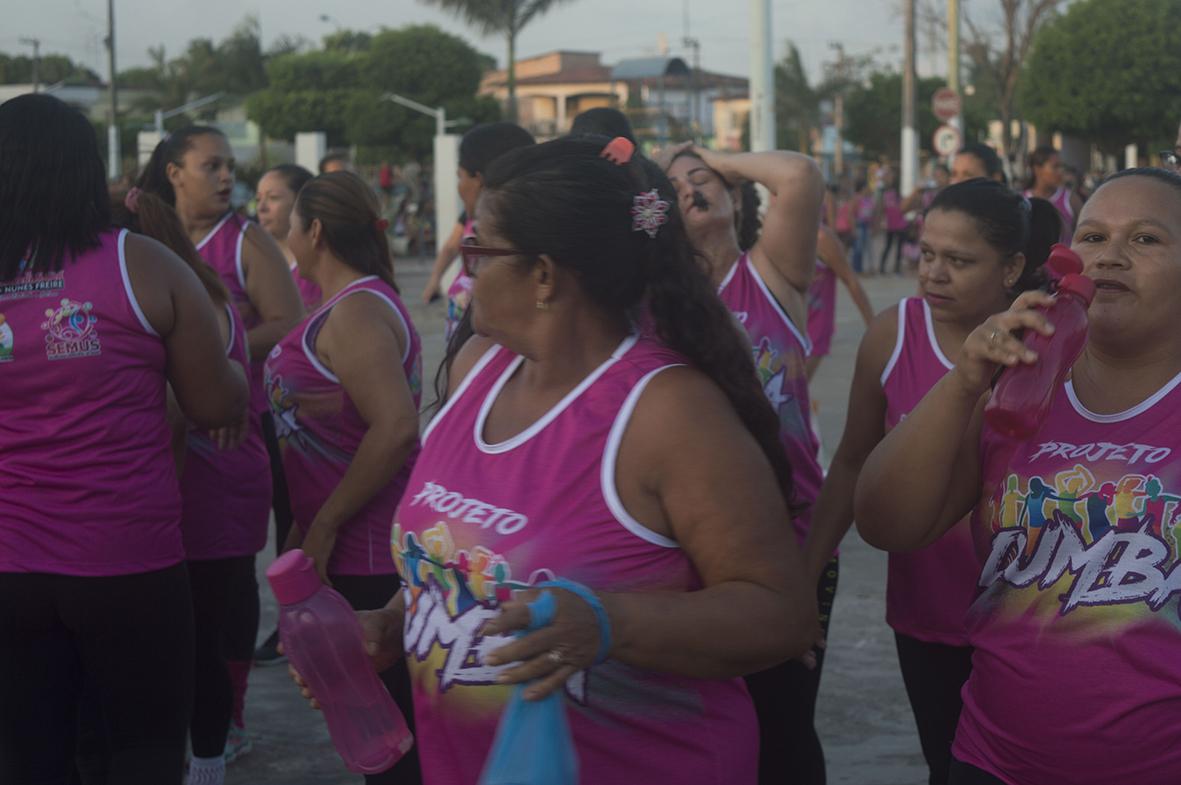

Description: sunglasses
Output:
[459,237,525,278]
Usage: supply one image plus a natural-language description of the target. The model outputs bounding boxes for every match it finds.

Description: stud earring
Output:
[536,299,550,311]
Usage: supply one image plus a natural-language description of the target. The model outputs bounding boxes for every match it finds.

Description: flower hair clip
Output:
[600,137,635,166]
[631,189,670,239]
[375,217,390,231]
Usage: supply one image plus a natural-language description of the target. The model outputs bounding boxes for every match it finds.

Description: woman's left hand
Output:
[481,588,605,700]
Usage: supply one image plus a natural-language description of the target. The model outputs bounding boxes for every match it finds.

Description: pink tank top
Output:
[718,254,823,543]
[264,276,422,575]
[445,217,476,341]
[290,261,321,311]
[393,335,758,785]
[196,213,270,414]
[806,260,837,359]
[1024,187,1075,245]
[0,229,183,576]
[179,303,271,561]
[956,373,1181,784]
[880,299,978,645]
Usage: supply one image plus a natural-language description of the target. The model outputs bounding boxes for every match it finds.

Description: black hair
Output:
[265,163,314,197]
[444,137,798,510]
[1094,166,1181,200]
[957,143,1005,183]
[318,151,351,174]
[1025,146,1059,190]
[0,94,109,281]
[569,108,636,144]
[137,125,227,207]
[294,171,397,291]
[458,123,536,177]
[927,178,1060,292]
[736,182,762,252]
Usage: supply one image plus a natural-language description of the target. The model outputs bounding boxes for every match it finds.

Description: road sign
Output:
[932,87,962,122]
[933,124,962,157]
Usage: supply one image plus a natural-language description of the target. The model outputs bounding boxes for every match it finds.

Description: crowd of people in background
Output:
[3,89,1181,785]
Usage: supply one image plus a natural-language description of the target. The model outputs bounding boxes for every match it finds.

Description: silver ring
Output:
[988,329,1001,345]
[547,649,564,665]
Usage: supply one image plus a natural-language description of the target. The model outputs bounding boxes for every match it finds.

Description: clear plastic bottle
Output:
[266,549,414,774]
[984,271,1096,439]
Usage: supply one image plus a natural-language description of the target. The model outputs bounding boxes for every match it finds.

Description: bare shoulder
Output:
[860,302,903,366]
[447,334,498,397]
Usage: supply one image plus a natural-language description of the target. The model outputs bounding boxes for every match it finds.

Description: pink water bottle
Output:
[266,550,413,774]
[984,265,1096,439]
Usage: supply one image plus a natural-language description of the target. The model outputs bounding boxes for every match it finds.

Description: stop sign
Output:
[932,87,961,121]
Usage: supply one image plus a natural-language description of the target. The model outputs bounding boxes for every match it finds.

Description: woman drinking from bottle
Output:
[854,168,1181,785]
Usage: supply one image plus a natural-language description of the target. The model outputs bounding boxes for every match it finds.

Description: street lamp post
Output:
[18,37,40,93]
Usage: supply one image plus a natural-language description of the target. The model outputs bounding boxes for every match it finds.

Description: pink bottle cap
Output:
[1058,273,1095,306]
[1045,244,1084,279]
[266,549,322,605]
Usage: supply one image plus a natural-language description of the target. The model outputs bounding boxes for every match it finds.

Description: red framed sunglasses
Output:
[459,237,525,278]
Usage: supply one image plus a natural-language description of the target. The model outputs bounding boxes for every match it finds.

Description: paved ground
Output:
[229,255,925,784]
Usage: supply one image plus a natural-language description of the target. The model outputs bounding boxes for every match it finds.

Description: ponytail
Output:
[110,188,229,306]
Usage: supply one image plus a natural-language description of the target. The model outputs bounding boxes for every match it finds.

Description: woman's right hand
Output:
[285,607,405,710]
[951,290,1057,397]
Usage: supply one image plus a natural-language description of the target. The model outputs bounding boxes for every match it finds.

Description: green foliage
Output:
[246,24,499,158]
[1019,0,1181,153]
[844,71,946,160]
[0,52,101,85]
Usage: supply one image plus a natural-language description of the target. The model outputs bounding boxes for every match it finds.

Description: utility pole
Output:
[948,0,962,131]
[683,0,702,139]
[18,38,41,93]
[105,0,121,181]
[829,43,848,177]
[749,0,774,152]
[901,0,918,194]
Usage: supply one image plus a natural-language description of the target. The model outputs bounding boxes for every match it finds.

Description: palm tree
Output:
[420,0,573,121]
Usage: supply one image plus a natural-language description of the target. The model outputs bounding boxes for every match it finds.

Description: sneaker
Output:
[253,628,286,666]
[224,724,254,765]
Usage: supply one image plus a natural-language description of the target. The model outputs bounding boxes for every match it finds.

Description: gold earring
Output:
[536,299,550,311]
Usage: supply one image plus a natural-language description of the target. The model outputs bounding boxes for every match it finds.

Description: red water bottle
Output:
[267,550,414,774]
[984,262,1095,439]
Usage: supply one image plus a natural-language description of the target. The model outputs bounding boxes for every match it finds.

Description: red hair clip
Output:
[600,137,635,166]
[375,217,390,232]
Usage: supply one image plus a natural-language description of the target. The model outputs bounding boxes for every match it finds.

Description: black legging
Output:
[332,573,422,785]
[0,565,194,785]
[895,633,974,785]
[880,229,906,274]
[744,556,839,785]
[261,411,294,554]
[948,759,1006,785]
[188,556,259,759]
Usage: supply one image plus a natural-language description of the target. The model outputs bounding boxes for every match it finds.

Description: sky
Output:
[5,0,943,88]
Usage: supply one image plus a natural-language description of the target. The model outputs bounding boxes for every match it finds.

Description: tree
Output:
[246,24,500,158]
[419,0,574,121]
[0,52,100,85]
[775,42,818,153]
[844,70,945,161]
[1019,0,1181,155]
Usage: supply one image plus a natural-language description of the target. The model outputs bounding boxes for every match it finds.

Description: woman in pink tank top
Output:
[804,178,1061,785]
[0,95,248,785]
[418,123,535,340]
[256,164,322,310]
[856,168,1181,785]
[1025,146,1084,246]
[288,137,819,784]
[265,172,424,785]
[663,141,831,782]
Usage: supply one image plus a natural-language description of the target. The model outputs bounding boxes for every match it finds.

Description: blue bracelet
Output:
[525,590,557,632]
[539,578,613,664]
